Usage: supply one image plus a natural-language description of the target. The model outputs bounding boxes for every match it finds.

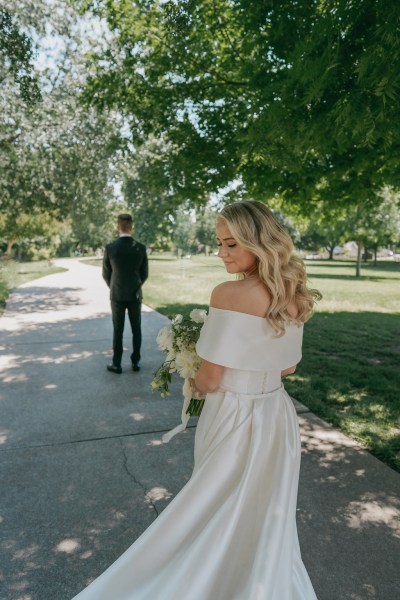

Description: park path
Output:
[0,258,399,600]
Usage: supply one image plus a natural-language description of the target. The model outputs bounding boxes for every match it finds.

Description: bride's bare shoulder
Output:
[210,278,273,317]
[210,281,238,309]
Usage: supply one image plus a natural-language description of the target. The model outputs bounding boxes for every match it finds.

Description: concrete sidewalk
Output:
[0,258,399,600]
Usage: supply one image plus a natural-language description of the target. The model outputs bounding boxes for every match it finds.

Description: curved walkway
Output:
[0,258,399,600]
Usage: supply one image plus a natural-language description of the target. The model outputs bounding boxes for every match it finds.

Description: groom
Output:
[102,214,148,374]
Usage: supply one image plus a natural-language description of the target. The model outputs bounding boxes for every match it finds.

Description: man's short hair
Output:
[118,214,133,232]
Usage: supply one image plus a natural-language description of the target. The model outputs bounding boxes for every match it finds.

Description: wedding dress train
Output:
[72,307,317,599]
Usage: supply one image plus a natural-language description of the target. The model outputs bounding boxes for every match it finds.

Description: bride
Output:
[72,200,321,599]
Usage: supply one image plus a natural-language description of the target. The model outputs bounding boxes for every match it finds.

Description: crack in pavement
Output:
[0,405,311,453]
[119,438,159,517]
[0,426,198,453]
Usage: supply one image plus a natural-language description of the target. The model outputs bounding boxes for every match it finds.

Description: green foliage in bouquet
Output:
[152,309,208,417]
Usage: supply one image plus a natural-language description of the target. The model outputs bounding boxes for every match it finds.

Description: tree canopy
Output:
[0,0,123,256]
[2,0,399,262]
[75,0,400,206]
[0,5,40,102]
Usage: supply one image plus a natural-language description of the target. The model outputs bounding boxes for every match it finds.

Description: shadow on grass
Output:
[305,259,357,269]
[307,273,400,281]
[305,259,400,281]
[285,311,400,472]
[358,261,399,272]
[148,254,177,261]
[305,259,399,270]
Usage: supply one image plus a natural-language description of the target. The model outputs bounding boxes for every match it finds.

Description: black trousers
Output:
[110,300,142,367]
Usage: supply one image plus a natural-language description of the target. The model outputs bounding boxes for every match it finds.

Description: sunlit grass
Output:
[144,254,231,317]
[306,259,400,312]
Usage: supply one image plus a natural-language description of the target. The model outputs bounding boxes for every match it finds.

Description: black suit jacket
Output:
[102,236,148,302]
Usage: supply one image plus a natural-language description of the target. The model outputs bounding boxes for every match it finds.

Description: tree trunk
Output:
[356,243,362,278]
[374,247,378,266]
[327,245,334,260]
[5,239,17,257]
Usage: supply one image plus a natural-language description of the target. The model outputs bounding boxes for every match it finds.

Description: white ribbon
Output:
[162,378,192,443]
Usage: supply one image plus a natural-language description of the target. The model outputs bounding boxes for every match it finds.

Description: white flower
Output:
[166,349,176,362]
[190,308,208,323]
[156,326,173,351]
[152,310,207,442]
[174,348,200,379]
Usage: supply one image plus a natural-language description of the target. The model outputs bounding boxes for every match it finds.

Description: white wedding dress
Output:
[72,307,318,600]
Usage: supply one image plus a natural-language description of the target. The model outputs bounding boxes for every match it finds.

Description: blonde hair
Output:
[219,201,321,335]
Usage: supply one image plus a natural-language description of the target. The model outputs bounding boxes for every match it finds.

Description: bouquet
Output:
[152,308,208,443]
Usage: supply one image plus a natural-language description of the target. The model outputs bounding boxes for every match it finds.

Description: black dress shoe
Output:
[107,364,122,374]
[132,363,141,372]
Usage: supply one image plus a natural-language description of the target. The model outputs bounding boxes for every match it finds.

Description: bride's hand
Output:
[189,378,204,399]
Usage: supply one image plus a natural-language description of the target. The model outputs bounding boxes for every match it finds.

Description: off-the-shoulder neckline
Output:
[208,306,302,329]
[209,306,266,320]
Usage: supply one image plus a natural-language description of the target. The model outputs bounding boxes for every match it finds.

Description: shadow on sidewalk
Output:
[298,414,400,599]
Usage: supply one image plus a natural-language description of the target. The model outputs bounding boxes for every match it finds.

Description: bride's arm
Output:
[191,360,224,395]
[281,365,297,377]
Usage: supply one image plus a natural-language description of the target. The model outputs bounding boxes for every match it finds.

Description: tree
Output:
[0,1,122,256]
[172,208,196,255]
[121,136,178,249]
[68,201,124,253]
[0,204,60,258]
[75,0,400,207]
[1,0,83,102]
[361,188,400,264]
[195,206,218,254]
[0,5,40,102]
[0,85,119,233]
[341,191,400,276]
[297,205,349,259]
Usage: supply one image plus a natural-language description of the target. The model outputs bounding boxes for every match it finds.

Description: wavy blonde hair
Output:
[219,201,321,335]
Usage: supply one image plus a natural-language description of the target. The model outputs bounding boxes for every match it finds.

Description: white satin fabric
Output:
[72,308,317,600]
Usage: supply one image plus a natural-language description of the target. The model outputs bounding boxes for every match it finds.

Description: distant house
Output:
[341,241,358,257]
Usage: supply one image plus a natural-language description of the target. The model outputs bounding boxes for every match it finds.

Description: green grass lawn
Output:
[145,255,400,472]
[144,253,230,316]
[0,259,66,316]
